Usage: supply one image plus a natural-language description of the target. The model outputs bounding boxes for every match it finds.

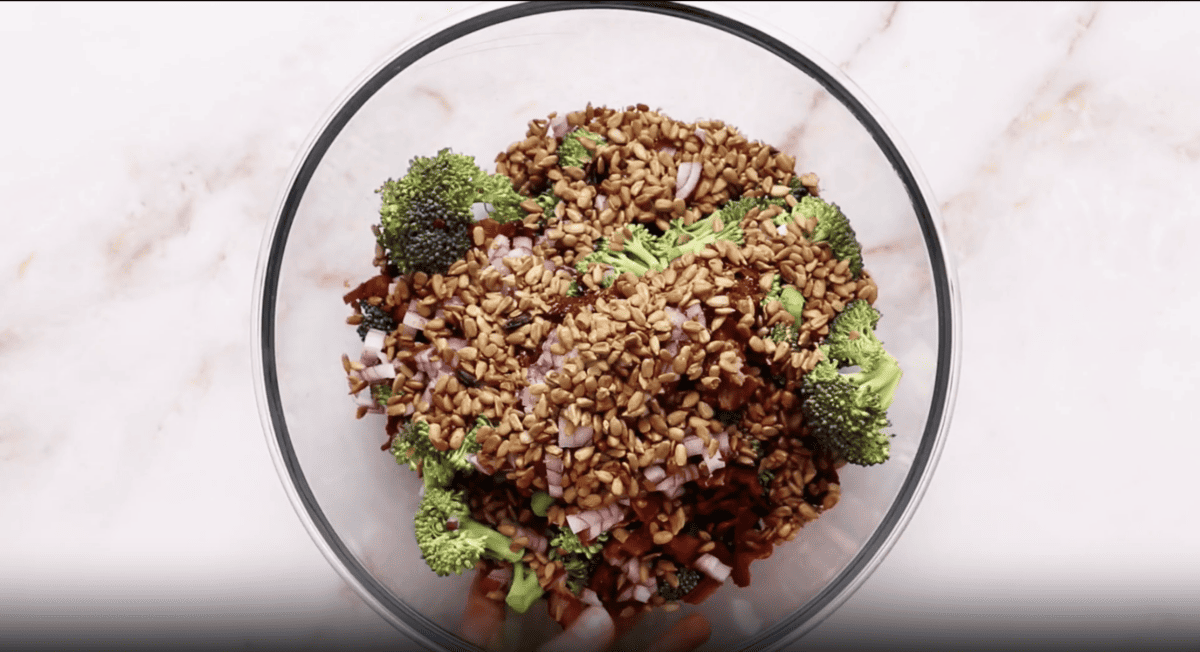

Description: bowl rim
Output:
[252,2,962,650]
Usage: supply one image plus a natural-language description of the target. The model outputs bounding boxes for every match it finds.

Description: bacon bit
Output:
[662,534,703,565]
[618,527,655,557]
[342,273,392,307]
[682,576,723,605]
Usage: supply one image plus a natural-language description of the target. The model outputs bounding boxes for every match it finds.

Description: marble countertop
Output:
[3,2,1198,650]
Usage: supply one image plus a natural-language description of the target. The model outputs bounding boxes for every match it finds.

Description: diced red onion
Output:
[488,565,514,586]
[360,362,396,383]
[643,465,666,484]
[558,418,593,448]
[362,329,387,359]
[490,234,510,253]
[632,584,653,603]
[550,114,569,139]
[702,452,726,474]
[682,436,705,457]
[466,453,492,475]
[354,389,377,407]
[470,203,491,222]
[616,582,636,603]
[566,514,589,535]
[515,526,549,554]
[718,430,731,456]
[594,194,608,211]
[512,236,533,251]
[580,589,602,608]
[695,127,707,143]
[675,161,700,200]
[658,145,677,157]
[695,553,732,583]
[402,310,428,331]
[545,455,563,473]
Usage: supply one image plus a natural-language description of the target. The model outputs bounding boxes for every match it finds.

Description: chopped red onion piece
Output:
[549,114,569,139]
[402,310,428,331]
[361,362,396,383]
[643,465,666,484]
[362,328,387,358]
[470,203,491,222]
[675,161,700,200]
[512,236,533,251]
[594,194,608,211]
[488,565,514,586]
[683,435,705,457]
[580,589,602,608]
[616,582,636,604]
[695,553,732,583]
[632,584,653,603]
[695,127,707,143]
[566,514,588,535]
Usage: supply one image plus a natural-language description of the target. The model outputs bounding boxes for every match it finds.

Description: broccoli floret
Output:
[530,491,554,518]
[356,303,396,340]
[800,359,891,466]
[558,129,606,169]
[760,273,783,309]
[799,301,902,466]
[506,561,546,614]
[656,567,701,602]
[391,416,486,490]
[764,283,805,349]
[533,189,559,215]
[661,210,744,259]
[758,468,776,497]
[565,279,584,297]
[413,487,524,576]
[581,225,671,279]
[376,149,525,275]
[371,383,392,408]
[548,527,608,595]
[823,300,901,409]
[790,195,864,278]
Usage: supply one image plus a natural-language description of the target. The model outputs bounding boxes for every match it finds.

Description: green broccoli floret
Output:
[391,416,486,490]
[356,303,397,340]
[747,439,775,497]
[550,527,607,558]
[763,276,806,349]
[758,468,776,497]
[661,209,744,259]
[790,195,864,278]
[376,149,525,275]
[413,487,524,576]
[371,383,392,408]
[656,567,701,602]
[558,129,606,169]
[548,527,608,595]
[533,189,559,215]
[581,224,672,279]
[505,561,546,613]
[530,491,554,518]
[799,301,902,466]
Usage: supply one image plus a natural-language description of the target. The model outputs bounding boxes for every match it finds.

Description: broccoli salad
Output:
[340,104,901,627]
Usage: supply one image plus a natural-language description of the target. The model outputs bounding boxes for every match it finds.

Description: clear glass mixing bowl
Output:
[253,2,960,650]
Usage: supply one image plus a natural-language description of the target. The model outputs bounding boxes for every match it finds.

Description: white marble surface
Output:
[2,1,1198,650]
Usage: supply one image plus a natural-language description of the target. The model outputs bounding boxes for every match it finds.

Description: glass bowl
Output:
[253,2,960,650]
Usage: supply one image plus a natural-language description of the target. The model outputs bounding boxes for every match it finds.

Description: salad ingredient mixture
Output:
[341,104,900,626]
